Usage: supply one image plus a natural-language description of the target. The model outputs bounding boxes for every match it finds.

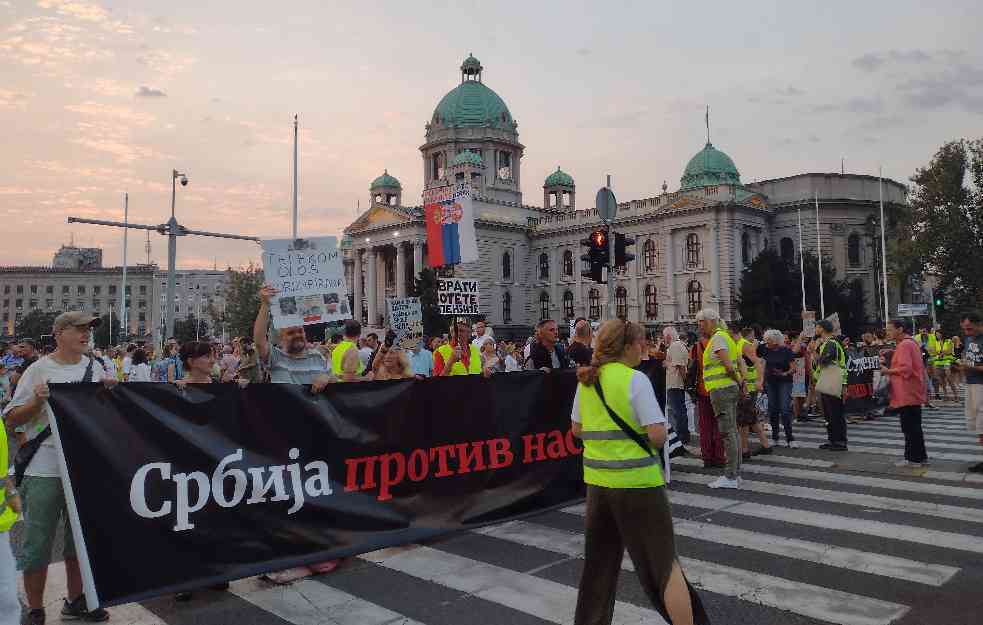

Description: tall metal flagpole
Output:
[121,192,128,338]
[797,207,806,313]
[878,166,890,324]
[815,191,826,318]
[292,114,299,239]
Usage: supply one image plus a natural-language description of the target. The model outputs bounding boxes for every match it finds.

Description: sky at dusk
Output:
[1,0,981,270]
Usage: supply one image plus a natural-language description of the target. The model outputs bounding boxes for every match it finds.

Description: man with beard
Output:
[252,285,337,584]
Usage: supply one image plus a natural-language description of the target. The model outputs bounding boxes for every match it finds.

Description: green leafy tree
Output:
[902,139,983,327]
[207,263,263,342]
[93,313,121,348]
[410,267,445,337]
[172,314,209,344]
[15,310,60,342]
[737,250,865,337]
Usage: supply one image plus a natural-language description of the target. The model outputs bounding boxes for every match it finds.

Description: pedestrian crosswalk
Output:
[21,403,982,625]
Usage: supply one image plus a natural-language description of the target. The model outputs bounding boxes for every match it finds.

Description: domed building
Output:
[343,56,907,334]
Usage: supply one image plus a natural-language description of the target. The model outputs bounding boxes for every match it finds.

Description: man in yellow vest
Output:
[1,417,23,622]
[696,308,744,489]
[332,319,368,382]
[931,327,957,403]
[435,321,488,377]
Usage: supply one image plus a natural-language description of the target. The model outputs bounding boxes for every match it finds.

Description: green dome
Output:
[450,151,483,167]
[680,142,741,190]
[544,167,574,187]
[370,170,401,189]
[433,58,513,129]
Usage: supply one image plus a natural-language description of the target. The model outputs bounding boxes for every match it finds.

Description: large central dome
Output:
[680,142,741,190]
[432,55,514,129]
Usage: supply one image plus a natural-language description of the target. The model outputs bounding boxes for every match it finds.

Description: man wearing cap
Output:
[2,311,117,624]
[9,338,39,393]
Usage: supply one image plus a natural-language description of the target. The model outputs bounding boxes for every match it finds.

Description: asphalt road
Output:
[10,400,983,625]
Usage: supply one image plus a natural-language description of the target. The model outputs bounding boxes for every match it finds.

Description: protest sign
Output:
[437,277,480,315]
[388,297,423,348]
[49,373,583,607]
[261,237,350,328]
[802,310,816,338]
[845,352,880,414]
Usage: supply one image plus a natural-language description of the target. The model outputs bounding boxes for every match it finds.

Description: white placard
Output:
[436,278,480,316]
[388,297,423,348]
[802,310,816,338]
[261,237,350,329]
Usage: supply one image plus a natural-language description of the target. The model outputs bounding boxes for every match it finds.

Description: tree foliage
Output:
[207,263,263,342]
[410,267,445,337]
[902,139,983,325]
[15,310,60,342]
[737,250,866,338]
[172,313,209,344]
[93,313,121,348]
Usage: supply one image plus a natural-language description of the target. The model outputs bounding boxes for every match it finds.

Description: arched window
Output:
[563,290,574,319]
[539,291,550,321]
[686,233,701,269]
[562,250,573,276]
[848,233,861,267]
[539,253,550,280]
[385,255,395,289]
[432,153,444,180]
[502,291,511,323]
[741,231,751,266]
[615,286,627,319]
[643,239,656,272]
[687,280,702,315]
[780,237,795,263]
[502,251,512,281]
[588,288,601,320]
[645,284,658,320]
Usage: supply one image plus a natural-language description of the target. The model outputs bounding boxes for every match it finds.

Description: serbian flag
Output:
[424,185,478,267]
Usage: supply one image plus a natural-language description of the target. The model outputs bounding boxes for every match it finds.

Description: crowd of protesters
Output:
[1,287,982,623]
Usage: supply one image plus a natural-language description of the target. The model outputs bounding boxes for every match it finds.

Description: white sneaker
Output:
[708,476,741,489]
[787,440,800,449]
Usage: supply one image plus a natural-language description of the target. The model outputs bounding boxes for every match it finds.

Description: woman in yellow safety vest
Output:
[1,412,23,620]
[932,330,958,403]
[434,321,487,377]
[571,319,708,625]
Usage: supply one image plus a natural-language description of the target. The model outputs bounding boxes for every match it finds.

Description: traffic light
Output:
[614,232,635,268]
[934,293,945,313]
[580,227,609,283]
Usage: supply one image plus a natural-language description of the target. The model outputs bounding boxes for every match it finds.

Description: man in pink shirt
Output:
[881,319,928,467]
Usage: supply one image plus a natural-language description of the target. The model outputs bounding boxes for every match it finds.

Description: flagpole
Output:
[878,165,889,323]
[121,192,128,337]
[292,114,299,239]
[815,191,825,318]
[797,207,806,313]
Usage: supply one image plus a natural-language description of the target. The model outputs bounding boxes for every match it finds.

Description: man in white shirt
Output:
[663,326,691,445]
[3,311,117,623]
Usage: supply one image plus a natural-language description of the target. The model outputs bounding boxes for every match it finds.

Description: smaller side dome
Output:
[461,54,482,77]
[544,166,574,187]
[370,169,401,189]
[450,151,484,167]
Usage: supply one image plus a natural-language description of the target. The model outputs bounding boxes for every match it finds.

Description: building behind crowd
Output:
[0,245,228,344]
[341,55,907,337]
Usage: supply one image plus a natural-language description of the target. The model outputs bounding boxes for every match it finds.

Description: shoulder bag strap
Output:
[82,357,95,383]
[593,381,653,457]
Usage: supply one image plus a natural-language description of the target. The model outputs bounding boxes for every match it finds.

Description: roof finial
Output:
[705,105,711,145]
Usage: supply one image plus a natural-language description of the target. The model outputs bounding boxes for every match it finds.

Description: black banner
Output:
[49,372,585,607]
[844,352,880,413]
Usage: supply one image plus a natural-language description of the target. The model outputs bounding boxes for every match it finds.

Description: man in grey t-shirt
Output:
[960,312,983,473]
[254,285,333,389]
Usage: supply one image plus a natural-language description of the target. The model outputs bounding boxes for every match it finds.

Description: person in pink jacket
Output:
[881,319,928,467]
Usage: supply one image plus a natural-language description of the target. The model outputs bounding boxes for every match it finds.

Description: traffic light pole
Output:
[604,219,616,321]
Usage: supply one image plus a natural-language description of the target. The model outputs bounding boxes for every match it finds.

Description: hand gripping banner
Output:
[47,372,584,607]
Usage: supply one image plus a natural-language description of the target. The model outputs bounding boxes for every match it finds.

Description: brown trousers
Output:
[574,485,710,625]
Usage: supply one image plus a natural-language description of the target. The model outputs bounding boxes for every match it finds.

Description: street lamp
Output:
[166,170,188,340]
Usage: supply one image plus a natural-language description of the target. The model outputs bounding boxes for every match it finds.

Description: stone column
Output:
[366,248,377,327]
[664,229,675,321]
[412,241,423,283]
[396,243,407,298]
[353,249,363,323]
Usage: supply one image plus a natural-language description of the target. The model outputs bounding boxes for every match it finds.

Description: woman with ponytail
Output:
[572,319,708,625]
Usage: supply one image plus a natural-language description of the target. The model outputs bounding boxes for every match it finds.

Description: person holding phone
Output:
[434,321,488,376]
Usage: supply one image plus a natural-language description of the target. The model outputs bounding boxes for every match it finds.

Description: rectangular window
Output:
[45,299,53,309]
[30,285,37,294]
[138,312,146,322]
[16,286,23,294]
[93,285,101,295]
[45,285,53,294]
[15,299,22,309]
[62,285,70,295]
[138,300,146,309]
[29,299,37,309]
[108,285,117,295]
[139,285,147,295]
[77,285,85,295]
[62,299,69,309]
[2,286,9,294]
